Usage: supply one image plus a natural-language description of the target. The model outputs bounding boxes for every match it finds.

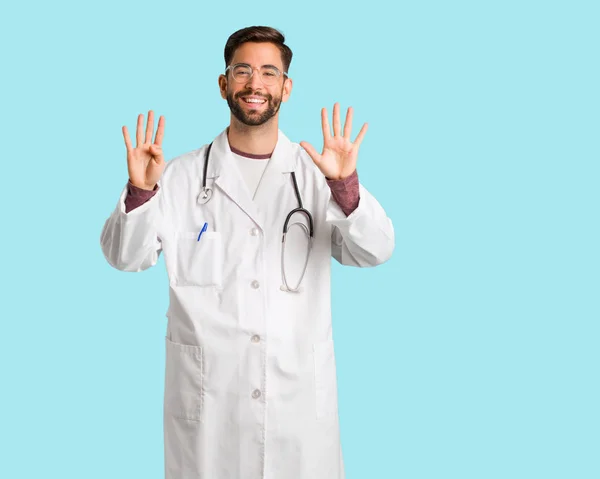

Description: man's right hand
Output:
[122,110,165,191]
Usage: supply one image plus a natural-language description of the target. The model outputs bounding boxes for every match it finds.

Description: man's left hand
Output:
[300,102,368,180]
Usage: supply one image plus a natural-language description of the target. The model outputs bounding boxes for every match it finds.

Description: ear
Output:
[218,74,227,99]
[281,77,293,103]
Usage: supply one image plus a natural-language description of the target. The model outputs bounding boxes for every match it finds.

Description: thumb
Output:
[149,144,164,163]
[300,141,321,166]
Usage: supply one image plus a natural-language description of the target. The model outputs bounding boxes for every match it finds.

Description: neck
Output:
[227,116,278,155]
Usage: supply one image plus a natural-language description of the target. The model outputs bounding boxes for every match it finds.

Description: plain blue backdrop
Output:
[1,0,598,478]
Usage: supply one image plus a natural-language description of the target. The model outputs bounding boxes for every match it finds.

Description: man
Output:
[101,26,394,479]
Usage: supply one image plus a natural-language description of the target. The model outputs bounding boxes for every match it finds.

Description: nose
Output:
[246,67,264,90]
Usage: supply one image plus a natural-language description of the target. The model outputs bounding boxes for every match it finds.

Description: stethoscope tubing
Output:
[198,141,314,292]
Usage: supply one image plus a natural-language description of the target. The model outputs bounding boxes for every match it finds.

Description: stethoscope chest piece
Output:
[197,187,213,205]
[197,142,214,205]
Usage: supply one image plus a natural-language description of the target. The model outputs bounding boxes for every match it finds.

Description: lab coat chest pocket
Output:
[164,337,203,421]
[175,231,223,287]
[313,339,339,420]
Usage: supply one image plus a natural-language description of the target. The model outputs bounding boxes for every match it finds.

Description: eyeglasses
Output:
[225,63,288,86]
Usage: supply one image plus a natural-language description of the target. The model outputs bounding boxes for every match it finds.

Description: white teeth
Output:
[244,98,266,104]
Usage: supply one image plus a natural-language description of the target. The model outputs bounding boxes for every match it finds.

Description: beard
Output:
[226,88,283,126]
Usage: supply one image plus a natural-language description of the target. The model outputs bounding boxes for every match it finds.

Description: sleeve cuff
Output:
[125,180,159,213]
[326,170,360,217]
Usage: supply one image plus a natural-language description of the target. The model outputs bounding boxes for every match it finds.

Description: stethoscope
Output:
[197,142,314,293]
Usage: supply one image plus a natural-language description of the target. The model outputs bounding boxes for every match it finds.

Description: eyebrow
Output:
[234,62,282,70]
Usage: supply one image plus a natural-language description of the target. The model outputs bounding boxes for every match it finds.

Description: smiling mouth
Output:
[241,97,267,105]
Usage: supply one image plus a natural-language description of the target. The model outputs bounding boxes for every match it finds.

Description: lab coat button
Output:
[251,280,260,289]
[250,227,259,236]
[252,389,261,399]
[251,335,260,343]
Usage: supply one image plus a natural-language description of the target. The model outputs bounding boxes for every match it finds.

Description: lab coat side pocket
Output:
[164,337,204,422]
[313,339,339,421]
[175,231,223,287]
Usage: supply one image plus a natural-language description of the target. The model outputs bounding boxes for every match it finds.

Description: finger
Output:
[145,110,154,144]
[354,122,369,148]
[154,115,165,145]
[122,126,133,152]
[343,106,353,140]
[321,108,331,142]
[300,141,322,165]
[136,114,143,147]
[332,102,341,137]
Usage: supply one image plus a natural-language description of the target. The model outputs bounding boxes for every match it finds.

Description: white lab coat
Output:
[100,128,394,479]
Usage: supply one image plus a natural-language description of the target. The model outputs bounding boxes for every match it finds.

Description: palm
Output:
[127,144,162,188]
[300,103,368,180]
[122,111,166,190]
[320,136,357,180]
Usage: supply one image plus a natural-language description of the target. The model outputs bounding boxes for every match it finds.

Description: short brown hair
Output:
[224,26,293,73]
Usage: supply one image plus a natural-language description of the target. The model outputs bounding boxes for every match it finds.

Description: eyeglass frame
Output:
[224,63,289,85]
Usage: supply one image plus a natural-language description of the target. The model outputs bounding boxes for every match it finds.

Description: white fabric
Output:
[100,128,395,479]
[232,152,270,199]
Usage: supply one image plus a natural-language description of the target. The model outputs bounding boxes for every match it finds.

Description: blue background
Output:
[1,0,598,477]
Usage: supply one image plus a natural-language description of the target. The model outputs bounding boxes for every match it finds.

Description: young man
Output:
[101,26,394,479]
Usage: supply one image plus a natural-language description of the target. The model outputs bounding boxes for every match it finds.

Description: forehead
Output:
[231,42,283,68]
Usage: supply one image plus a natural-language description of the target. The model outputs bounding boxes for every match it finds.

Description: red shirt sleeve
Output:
[326,170,360,217]
[125,180,159,213]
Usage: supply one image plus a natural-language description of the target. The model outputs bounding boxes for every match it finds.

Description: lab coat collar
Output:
[206,128,298,230]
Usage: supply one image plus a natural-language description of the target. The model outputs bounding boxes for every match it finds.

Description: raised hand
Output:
[300,103,368,180]
[122,110,165,190]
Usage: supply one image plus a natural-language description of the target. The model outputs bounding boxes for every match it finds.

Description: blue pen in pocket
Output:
[197,222,208,241]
